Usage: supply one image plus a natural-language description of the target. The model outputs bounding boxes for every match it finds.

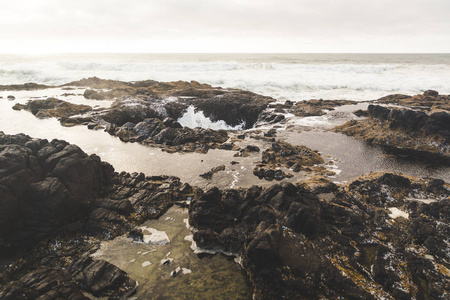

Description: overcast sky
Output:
[1,0,449,53]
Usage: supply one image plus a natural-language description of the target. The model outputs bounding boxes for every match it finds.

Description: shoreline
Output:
[1,77,449,299]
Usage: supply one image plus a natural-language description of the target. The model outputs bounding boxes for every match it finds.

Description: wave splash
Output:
[177,106,245,130]
[1,54,449,101]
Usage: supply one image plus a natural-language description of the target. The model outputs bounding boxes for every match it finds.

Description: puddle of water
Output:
[283,130,450,182]
[92,206,252,299]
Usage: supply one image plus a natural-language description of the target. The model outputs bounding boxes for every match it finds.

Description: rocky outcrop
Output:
[189,172,450,299]
[106,117,229,153]
[334,104,450,157]
[0,132,194,299]
[0,132,113,252]
[366,104,450,137]
[253,140,325,180]
[96,80,272,129]
[376,90,450,112]
[275,99,357,117]
[0,268,89,300]
[14,78,277,153]
[0,83,53,91]
[12,98,92,126]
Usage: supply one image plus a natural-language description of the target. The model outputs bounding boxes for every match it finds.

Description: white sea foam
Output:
[139,226,170,245]
[1,54,449,102]
[388,208,409,219]
[177,105,245,130]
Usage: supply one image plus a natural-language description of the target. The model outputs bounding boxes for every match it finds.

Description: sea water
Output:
[1,53,450,101]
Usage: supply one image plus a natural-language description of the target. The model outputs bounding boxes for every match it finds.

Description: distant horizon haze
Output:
[1,0,449,53]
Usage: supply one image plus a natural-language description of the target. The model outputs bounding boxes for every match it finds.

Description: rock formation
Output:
[0,132,194,299]
[334,104,450,157]
[189,172,450,299]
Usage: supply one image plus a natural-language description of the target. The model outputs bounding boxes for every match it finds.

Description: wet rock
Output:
[264,129,277,137]
[334,103,450,157]
[423,90,439,97]
[376,91,450,111]
[426,178,445,193]
[12,98,92,126]
[171,266,182,277]
[83,89,107,100]
[199,165,226,179]
[7,95,15,100]
[218,143,234,150]
[286,99,356,117]
[161,258,173,265]
[68,256,137,298]
[0,83,52,91]
[253,140,324,180]
[353,109,368,117]
[189,172,450,299]
[0,132,186,299]
[0,267,88,300]
[127,228,144,242]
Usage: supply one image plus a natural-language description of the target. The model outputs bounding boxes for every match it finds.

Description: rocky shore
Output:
[9,77,277,153]
[189,173,450,299]
[335,91,450,158]
[0,132,195,299]
[1,132,448,299]
[1,80,450,299]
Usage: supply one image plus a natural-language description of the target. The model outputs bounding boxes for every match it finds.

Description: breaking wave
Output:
[1,53,449,101]
[177,106,245,130]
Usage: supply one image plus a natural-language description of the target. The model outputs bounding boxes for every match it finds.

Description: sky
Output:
[1,0,449,53]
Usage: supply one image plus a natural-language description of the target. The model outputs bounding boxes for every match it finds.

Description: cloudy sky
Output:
[1,0,449,53]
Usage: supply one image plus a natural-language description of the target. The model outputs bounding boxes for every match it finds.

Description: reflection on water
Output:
[92,206,252,299]
[285,131,450,182]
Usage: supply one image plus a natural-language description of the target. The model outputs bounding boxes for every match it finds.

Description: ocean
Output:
[1,53,449,101]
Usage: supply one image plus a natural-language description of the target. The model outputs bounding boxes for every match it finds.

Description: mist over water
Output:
[1,53,450,101]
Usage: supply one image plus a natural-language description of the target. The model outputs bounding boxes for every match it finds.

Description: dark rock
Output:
[426,178,445,193]
[368,104,390,120]
[127,228,144,242]
[199,165,226,179]
[264,129,277,137]
[423,90,438,97]
[353,109,368,117]
[189,172,450,299]
[219,143,234,150]
[199,171,213,179]
[84,89,106,100]
[0,268,88,300]
[68,256,137,298]
[245,145,260,152]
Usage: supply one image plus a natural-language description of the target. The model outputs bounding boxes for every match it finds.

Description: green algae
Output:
[92,206,252,299]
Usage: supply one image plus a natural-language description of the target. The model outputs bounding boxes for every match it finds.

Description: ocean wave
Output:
[1,55,449,101]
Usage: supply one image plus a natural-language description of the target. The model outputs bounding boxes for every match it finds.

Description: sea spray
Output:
[177,105,246,130]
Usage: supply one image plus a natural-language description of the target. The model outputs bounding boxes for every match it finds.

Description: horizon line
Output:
[1,52,450,55]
